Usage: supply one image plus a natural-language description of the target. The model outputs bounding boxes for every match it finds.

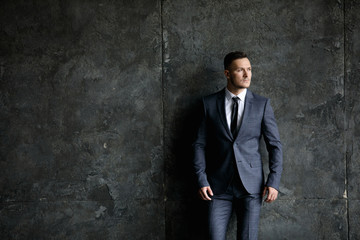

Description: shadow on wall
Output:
[166,95,210,240]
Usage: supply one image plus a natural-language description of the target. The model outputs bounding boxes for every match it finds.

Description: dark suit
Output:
[193,88,282,240]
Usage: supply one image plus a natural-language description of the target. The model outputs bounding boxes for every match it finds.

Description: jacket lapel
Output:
[236,90,254,140]
[216,89,233,139]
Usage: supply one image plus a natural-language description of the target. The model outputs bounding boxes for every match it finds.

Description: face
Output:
[225,58,252,93]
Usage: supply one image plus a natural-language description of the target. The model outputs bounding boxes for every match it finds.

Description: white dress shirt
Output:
[225,88,247,133]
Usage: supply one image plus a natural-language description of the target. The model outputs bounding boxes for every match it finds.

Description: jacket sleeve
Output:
[192,98,210,188]
[261,99,283,190]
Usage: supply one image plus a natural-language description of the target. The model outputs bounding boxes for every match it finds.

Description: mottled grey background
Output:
[0,0,359,239]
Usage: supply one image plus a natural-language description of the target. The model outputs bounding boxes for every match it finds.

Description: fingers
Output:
[264,186,278,203]
[199,186,213,201]
[262,188,267,197]
[208,187,213,197]
[199,188,209,200]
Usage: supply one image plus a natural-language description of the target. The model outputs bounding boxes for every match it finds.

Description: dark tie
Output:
[231,97,239,137]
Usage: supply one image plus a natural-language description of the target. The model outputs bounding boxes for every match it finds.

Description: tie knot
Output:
[232,97,240,103]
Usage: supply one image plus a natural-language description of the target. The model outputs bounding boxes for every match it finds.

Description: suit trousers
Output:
[207,174,262,240]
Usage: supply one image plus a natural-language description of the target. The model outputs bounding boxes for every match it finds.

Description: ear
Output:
[224,70,230,79]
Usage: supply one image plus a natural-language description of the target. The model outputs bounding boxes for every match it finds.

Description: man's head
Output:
[224,51,252,94]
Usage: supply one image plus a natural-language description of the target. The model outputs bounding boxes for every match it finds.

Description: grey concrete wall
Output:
[345,1,360,240]
[0,1,164,239]
[0,0,359,239]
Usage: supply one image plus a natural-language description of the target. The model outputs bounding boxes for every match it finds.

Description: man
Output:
[193,51,283,240]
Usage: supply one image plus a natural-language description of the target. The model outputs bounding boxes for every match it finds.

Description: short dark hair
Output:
[224,51,248,70]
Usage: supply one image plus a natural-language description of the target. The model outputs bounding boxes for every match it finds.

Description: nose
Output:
[243,70,248,77]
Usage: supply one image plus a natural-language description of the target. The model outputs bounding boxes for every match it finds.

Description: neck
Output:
[227,86,246,96]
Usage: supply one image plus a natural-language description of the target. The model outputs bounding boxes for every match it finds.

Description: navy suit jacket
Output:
[193,88,283,195]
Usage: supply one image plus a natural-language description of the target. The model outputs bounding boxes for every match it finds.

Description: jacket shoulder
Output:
[203,89,224,102]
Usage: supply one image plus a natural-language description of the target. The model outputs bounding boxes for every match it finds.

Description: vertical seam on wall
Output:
[343,1,350,239]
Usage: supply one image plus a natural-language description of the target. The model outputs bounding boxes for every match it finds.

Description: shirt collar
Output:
[225,88,247,102]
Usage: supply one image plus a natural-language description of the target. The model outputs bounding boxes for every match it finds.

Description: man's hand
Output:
[199,186,213,201]
[262,186,278,203]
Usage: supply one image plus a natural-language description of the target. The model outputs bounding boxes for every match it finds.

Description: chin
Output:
[242,82,251,88]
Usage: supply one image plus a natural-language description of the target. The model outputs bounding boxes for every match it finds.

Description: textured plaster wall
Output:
[1,1,164,239]
[0,0,359,239]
